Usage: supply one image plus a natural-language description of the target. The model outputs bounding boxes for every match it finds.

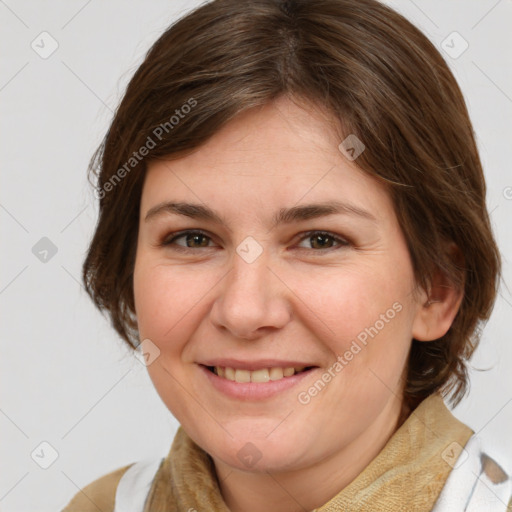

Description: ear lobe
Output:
[412,245,465,342]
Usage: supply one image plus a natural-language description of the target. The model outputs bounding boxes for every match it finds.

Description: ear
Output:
[412,244,464,342]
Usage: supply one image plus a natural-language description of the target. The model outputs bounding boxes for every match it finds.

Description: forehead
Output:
[141,97,394,225]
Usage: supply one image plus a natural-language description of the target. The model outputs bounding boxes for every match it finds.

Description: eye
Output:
[296,231,350,251]
[161,230,215,251]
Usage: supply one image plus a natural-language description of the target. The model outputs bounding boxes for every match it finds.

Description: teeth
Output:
[251,369,270,383]
[269,367,284,381]
[214,366,309,382]
[235,369,251,383]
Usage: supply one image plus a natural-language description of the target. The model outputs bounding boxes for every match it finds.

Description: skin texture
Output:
[133,95,462,512]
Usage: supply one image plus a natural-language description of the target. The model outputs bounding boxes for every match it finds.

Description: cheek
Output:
[299,254,415,383]
[133,262,196,342]
[302,267,410,341]
[133,259,224,356]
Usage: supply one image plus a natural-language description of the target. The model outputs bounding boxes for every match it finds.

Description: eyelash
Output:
[160,229,351,254]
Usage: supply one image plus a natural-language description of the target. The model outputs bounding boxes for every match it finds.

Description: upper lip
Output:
[198,359,318,371]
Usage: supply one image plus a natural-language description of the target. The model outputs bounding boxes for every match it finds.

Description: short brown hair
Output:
[83,0,501,408]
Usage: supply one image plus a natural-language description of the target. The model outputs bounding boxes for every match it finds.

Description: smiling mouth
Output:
[205,365,316,383]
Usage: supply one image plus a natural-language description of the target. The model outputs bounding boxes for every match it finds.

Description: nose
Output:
[209,252,291,340]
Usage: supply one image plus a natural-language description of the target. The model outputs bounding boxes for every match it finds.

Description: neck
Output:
[213,395,408,512]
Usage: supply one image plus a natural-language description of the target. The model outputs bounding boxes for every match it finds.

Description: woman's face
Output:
[133,96,424,474]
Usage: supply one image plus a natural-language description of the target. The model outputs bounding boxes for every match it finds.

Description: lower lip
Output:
[198,364,317,401]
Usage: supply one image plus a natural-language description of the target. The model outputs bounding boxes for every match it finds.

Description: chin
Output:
[204,428,306,473]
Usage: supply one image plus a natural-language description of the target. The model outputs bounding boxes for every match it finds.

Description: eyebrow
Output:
[144,200,377,226]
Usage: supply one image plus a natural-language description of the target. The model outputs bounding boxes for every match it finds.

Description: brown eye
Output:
[162,230,214,250]
[297,231,350,251]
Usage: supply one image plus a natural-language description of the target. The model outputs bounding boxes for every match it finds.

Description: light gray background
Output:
[1,1,511,510]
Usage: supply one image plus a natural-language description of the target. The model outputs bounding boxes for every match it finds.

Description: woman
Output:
[63,0,511,510]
